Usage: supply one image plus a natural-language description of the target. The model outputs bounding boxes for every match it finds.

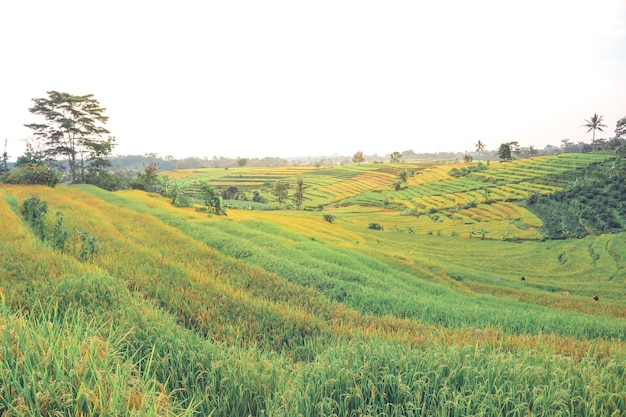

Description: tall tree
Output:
[615,116,626,142]
[352,151,365,165]
[498,143,511,161]
[292,178,308,209]
[24,91,114,183]
[606,116,626,150]
[583,113,607,146]
[0,139,8,174]
[475,140,486,162]
[272,181,290,206]
[199,181,226,215]
[561,139,573,152]
[389,151,402,163]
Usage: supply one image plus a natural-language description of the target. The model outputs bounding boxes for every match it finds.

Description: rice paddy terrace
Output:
[1,153,625,416]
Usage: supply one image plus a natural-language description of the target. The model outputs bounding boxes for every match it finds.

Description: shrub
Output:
[367,221,384,230]
[323,213,336,223]
[23,195,48,240]
[79,231,99,261]
[52,211,70,252]
[4,163,59,187]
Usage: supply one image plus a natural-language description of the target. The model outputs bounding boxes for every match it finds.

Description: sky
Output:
[1,1,625,160]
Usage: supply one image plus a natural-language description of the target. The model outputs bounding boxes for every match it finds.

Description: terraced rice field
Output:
[3,152,622,416]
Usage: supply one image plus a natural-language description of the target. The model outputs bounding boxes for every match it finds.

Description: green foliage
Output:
[198,181,226,215]
[367,221,384,230]
[390,178,403,191]
[615,115,626,142]
[4,163,59,187]
[52,211,70,252]
[323,212,336,223]
[523,157,626,239]
[165,179,192,207]
[24,91,115,183]
[130,163,160,191]
[389,151,402,163]
[84,169,129,191]
[448,163,490,178]
[78,231,99,261]
[292,177,307,209]
[223,200,278,211]
[23,195,48,240]
[583,113,607,143]
[460,199,477,209]
[21,195,100,260]
[352,151,365,164]
[4,146,60,186]
[272,181,291,206]
[498,142,512,161]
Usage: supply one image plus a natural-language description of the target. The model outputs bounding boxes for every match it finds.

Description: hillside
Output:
[1,153,625,416]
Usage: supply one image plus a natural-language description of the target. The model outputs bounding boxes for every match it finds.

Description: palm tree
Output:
[475,140,486,162]
[292,177,307,209]
[583,114,607,149]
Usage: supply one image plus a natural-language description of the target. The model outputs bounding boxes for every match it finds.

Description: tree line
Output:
[494,114,626,162]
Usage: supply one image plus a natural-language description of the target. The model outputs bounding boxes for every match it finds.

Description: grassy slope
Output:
[2,154,626,416]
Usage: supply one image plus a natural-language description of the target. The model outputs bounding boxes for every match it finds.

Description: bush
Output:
[4,164,59,187]
[23,195,49,240]
[367,222,384,230]
[323,213,336,223]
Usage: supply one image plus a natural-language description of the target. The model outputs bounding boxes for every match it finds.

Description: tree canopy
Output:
[498,143,512,161]
[352,151,364,165]
[272,181,291,206]
[389,151,402,163]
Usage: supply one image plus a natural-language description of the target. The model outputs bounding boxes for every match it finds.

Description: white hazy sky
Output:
[1,1,625,160]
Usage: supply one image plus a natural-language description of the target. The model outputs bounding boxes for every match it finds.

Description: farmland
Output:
[1,153,625,416]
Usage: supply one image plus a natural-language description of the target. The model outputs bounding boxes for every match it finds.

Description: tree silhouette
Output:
[24,91,115,183]
[498,143,511,161]
[475,140,486,162]
[292,177,308,209]
[583,114,607,149]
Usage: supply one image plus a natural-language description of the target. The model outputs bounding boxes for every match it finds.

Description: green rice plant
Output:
[52,211,70,252]
[78,231,99,261]
[22,194,48,240]
[0,301,197,416]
